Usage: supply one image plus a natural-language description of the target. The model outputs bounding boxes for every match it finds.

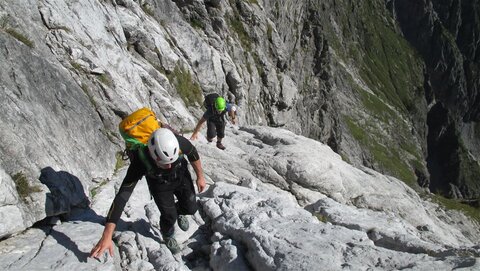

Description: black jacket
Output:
[106,134,199,224]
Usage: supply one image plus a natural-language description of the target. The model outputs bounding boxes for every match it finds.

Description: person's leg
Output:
[216,121,226,150]
[147,178,186,254]
[149,188,177,237]
[149,186,182,253]
[206,119,217,142]
[174,169,197,216]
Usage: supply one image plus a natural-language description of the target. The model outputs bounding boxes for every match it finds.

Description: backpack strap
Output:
[138,147,154,174]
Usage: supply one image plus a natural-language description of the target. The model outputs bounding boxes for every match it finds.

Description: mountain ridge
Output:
[0,0,479,269]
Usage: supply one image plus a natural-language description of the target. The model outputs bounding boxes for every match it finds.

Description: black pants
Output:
[147,166,197,236]
[207,119,225,139]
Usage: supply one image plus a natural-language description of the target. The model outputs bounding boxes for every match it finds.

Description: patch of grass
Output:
[344,116,417,187]
[431,194,480,224]
[90,179,109,199]
[267,23,273,42]
[190,17,204,29]
[12,172,42,201]
[114,151,126,174]
[410,158,425,173]
[370,141,416,186]
[96,73,113,87]
[81,83,98,108]
[4,28,34,48]
[167,65,203,107]
[327,1,422,118]
[339,7,427,187]
[314,213,329,223]
[252,53,265,79]
[0,15,10,29]
[339,153,351,163]
[344,116,369,143]
[357,89,396,123]
[348,96,424,185]
[228,15,252,52]
[0,15,34,48]
[70,61,84,72]
[357,2,423,116]
[141,3,155,17]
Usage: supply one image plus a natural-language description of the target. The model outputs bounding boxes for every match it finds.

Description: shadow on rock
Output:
[39,167,90,217]
[35,167,102,262]
[37,225,91,263]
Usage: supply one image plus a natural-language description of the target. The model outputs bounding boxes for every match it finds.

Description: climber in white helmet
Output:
[90,128,206,256]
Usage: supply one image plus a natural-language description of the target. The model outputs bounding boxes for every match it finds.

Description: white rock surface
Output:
[1,126,478,270]
[0,0,479,270]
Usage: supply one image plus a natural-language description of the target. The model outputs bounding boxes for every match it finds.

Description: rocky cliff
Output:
[0,0,479,269]
[1,126,479,270]
[390,0,480,203]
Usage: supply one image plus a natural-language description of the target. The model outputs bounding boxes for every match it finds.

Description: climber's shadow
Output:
[34,167,103,262]
[37,226,91,263]
[38,167,91,218]
[38,166,111,224]
[36,167,163,262]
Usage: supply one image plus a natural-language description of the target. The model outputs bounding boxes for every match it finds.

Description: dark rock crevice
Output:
[392,0,480,199]
[426,103,460,196]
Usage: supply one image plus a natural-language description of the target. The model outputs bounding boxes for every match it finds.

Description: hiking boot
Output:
[207,137,213,143]
[163,235,180,254]
[177,215,189,231]
[216,142,226,150]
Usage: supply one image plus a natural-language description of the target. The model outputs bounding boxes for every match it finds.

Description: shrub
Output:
[141,4,154,17]
[90,179,109,199]
[430,194,480,224]
[4,28,34,48]
[167,65,203,107]
[114,151,126,174]
[96,73,113,87]
[228,15,252,52]
[12,172,41,201]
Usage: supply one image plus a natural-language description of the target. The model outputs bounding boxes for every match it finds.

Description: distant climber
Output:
[190,93,237,150]
[90,128,206,256]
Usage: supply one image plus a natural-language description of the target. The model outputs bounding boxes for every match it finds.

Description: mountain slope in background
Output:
[0,0,479,269]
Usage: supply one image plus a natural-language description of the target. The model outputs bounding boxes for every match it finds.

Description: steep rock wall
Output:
[391,0,480,200]
[0,0,478,236]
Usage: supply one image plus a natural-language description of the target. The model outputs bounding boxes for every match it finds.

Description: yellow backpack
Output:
[119,107,161,151]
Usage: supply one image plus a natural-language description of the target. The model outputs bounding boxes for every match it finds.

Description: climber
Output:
[90,128,206,256]
[190,93,237,150]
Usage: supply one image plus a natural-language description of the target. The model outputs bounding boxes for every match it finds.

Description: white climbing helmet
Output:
[147,128,179,165]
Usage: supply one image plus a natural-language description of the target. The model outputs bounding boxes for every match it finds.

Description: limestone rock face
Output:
[0,0,479,269]
[392,0,480,199]
[0,126,478,270]
[0,30,116,232]
[0,169,24,239]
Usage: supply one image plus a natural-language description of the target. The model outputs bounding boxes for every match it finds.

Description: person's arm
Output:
[227,104,237,124]
[191,159,206,192]
[177,135,206,192]
[228,110,236,124]
[90,160,143,259]
[90,222,116,258]
[190,116,207,140]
